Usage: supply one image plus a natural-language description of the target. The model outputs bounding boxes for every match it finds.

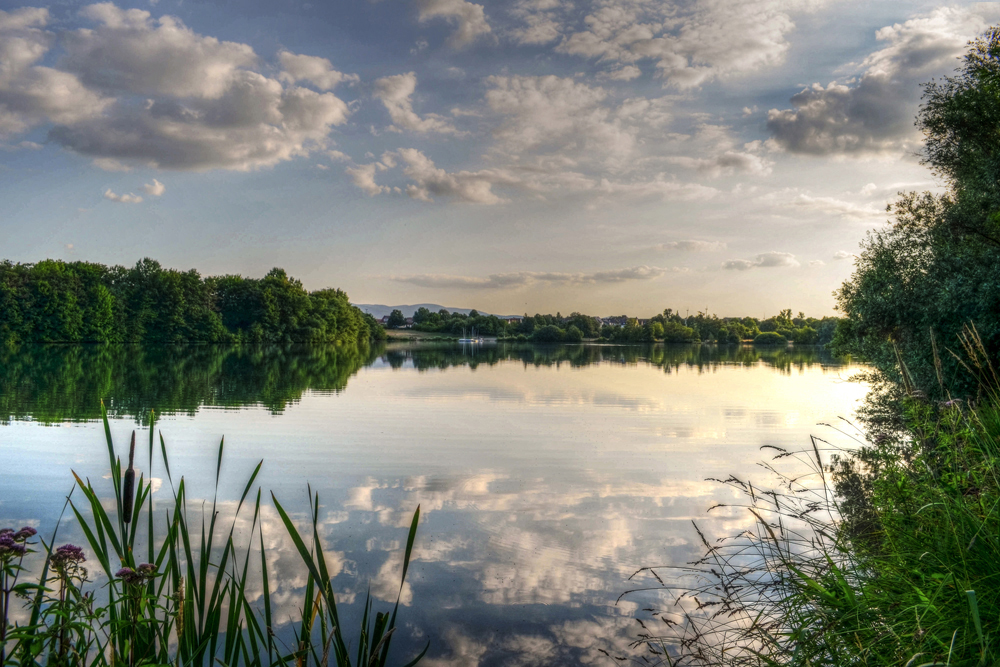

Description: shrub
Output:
[752,332,786,345]
[529,325,564,343]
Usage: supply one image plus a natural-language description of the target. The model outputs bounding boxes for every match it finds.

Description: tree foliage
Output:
[835,28,1000,398]
[0,259,380,346]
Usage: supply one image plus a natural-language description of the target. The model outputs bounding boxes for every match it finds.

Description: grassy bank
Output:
[627,331,1000,666]
[0,406,425,667]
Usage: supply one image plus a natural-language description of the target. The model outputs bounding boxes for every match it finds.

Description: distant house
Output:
[379,316,390,325]
[499,316,523,324]
[404,318,414,328]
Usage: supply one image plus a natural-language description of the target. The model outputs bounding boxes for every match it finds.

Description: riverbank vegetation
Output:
[408,307,838,344]
[0,407,424,666]
[0,259,385,346]
[626,27,1000,666]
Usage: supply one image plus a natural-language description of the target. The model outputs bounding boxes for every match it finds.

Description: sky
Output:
[0,0,996,317]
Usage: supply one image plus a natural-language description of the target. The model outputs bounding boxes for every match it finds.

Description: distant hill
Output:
[353,303,492,319]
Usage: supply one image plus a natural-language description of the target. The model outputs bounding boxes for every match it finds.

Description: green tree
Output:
[835,30,1000,398]
[387,309,405,328]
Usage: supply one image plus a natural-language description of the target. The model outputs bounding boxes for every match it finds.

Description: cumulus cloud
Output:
[597,65,642,81]
[508,0,824,88]
[417,0,492,48]
[345,148,519,203]
[785,193,885,220]
[0,4,353,171]
[722,252,799,270]
[668,149,772,177]
[278,51,358,90]
[767,6,1000,155]
[141,178,165,196]
[0,7,111,136]
[388,265,675,288]
[508,0,563,45]
[346,163,390,196]
[103,188,142,203]
[595,176,716,202]
[486,75,633,162]
[833,250,853,260]
[395,148,518,203]
[655,240,726,252]
[373,73,459,134]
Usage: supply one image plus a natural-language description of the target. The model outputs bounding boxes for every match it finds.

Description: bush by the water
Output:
[752,332,786,345]
[0,406,424,667]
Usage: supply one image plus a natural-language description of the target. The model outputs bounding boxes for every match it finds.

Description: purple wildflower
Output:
[13,527,36,541]
[116,567,144,586]
[136,563,156,576]
[0,529,12,537]
[0,535,26,559]
[50,544,86,569]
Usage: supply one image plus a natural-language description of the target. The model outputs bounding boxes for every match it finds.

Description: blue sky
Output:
[0,0,994,316]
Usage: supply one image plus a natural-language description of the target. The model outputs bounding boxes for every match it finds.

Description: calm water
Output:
[0,343,867,665]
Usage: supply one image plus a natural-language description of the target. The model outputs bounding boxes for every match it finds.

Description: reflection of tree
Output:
[0,342,847,424]
[383,342,843,375]
[0,343,380,423]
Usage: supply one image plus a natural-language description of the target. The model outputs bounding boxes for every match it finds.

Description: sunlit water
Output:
[0,343,868,665]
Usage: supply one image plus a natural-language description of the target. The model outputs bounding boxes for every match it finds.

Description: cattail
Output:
[123,431,136,524]
[175,577,185,643]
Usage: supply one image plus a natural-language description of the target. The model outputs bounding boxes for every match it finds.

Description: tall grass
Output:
[625,327,1000,666]
[0,403,426,666]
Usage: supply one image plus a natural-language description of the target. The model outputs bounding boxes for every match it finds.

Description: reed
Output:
[0,404,426,666]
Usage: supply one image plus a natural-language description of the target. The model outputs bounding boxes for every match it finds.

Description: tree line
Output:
[0,258,385,346]
[398,305,839,344]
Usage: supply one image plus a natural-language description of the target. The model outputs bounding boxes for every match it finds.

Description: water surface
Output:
[0,343,867,665]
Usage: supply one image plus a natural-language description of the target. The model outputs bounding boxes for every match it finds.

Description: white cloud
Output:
[833,250,853,260]
[346,163,390,196]
[103,188,142,203]
[278,51,358,90]
[668,150,772,178]
[808,259,825,267]
[508,0,563,45]
[597,65,642,81]
[0,3,352,171]
[395,148,515,204]
[655,240,726,252]
[373,73,459,134]
[786,193,885,220]
[388,265,676,288]
[485,75,650,167]
[529,0,824,88]
[722,252,799,270]
[595,176,716,202]
[66,3,258,99]
[417,0,492,48]
[767,6,1000,155]
[141,178,165,196]
[0,7,111,136]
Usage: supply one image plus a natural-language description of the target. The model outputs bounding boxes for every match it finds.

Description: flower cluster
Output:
[0,526,36,560]
[116,563,157,587]
[50,544,86,570]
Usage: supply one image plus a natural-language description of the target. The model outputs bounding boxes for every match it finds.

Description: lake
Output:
[0,343,868,666]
